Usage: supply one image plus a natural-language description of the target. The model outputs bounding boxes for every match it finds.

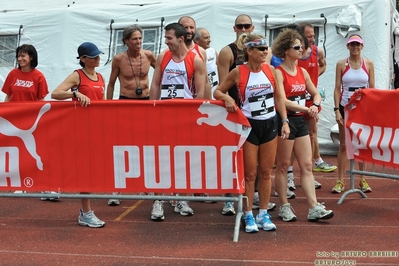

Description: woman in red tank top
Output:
[272,28,334,223]
[51,42,106,228]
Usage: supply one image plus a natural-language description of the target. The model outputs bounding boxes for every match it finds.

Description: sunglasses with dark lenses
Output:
[292,45,303,50]
[235,24,252,30]
[254,46,268,51]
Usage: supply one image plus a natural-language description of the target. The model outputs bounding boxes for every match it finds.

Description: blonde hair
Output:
[237,33,265,62]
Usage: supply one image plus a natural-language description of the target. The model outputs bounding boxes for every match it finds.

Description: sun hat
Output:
[347,35,363,44]
[76,42,104,59]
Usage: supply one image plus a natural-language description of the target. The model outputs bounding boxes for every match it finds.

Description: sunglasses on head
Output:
[254,46,268,51]
[235,24,252,30]
[292,45,302,50]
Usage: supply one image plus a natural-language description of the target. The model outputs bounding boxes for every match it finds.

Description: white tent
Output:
[1,0,398,151]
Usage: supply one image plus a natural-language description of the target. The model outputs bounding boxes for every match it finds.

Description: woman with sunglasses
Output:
[214,33,290,233]
[272,28,334,222]
[332,34,375,194]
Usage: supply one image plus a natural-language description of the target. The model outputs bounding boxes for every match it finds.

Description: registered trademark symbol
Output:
[24,177,34,187]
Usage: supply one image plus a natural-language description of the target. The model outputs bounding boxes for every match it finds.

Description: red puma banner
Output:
[345,89,399,167]
[0,100,250,193]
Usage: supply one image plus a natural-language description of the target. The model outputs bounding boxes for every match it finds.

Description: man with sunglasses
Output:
[296,23,337,179]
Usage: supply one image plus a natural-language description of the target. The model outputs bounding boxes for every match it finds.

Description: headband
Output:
[243,38,268,48]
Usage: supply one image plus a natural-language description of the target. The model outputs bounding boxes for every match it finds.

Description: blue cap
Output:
[76,42,103,59]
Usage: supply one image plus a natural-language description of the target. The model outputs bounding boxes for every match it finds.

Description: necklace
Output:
[127,51,142,95]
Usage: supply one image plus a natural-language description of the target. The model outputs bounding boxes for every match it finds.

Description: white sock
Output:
[259,209,268,216]
[288,165,293,172]
[315,158,324,165]
[245,210,253,217]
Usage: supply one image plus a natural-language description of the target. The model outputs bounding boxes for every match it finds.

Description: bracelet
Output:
[73,91,77,98]
[281,118,289,123]
[334,107,339,111]
[313,102,320,107]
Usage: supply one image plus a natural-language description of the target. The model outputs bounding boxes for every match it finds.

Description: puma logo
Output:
[196,102,242,135]
[0,103,51,170]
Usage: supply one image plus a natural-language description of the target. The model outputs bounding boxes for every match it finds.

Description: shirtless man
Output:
[106,24,156,100]
[106,25,156,206]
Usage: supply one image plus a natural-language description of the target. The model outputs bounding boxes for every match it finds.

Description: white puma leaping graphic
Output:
[0,103,51,170]
[196,102,242,135]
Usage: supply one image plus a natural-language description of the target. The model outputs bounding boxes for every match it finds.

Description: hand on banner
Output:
[76,92,91,107]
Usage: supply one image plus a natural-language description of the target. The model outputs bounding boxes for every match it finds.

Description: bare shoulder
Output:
[142,49,155,58]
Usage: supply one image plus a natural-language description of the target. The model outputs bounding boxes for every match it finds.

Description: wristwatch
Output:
[313,102,320,107]
[281,118,289,123]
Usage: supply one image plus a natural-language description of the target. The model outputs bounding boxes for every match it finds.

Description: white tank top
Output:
[205,47,219,99]
[340,58,369,106]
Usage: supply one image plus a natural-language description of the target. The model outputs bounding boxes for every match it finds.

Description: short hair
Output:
[299,32,309,50]
[234,14,252,25]
[178,16,196,25]
[237,33,265,62]
[16,44,38,68]
[296,22,313,35]
[122,24,143,45]
[194,27,206,41]
[164,22,187,41]
[271,28,303,59]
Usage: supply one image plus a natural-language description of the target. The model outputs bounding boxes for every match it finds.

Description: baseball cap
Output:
[76,42,104,59]
[347,35,363,44]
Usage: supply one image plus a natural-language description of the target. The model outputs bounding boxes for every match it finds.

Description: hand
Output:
[224,97,238,113]
[281,124,290,139]
[77,93,91,107]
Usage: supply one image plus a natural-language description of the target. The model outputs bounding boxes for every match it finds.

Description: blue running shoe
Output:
[256,213,277,231]
[243,214,259,233]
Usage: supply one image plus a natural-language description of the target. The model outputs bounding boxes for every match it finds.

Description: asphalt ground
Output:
[0,156,398,266]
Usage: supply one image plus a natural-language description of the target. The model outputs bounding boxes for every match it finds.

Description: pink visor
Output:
[347,35,363,44]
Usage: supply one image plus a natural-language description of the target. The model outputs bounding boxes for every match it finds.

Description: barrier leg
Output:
[338,159,367,204]
[233,194,243,242]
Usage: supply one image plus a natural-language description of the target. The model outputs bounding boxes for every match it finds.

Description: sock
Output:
[288,165,293,172]
[315,158,323,165]
[245,210,253,217]
[259,209,268,216]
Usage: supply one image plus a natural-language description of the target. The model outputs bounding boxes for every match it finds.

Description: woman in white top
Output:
[333,34,375,193]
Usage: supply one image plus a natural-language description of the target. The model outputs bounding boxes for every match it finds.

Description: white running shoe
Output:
[151,200,165,221]
[174,201,194,216]
[274,188,296,199]
[108,192,121,206]
[222,202,236,215]
[287,172,296,190]
[278,203,297,222]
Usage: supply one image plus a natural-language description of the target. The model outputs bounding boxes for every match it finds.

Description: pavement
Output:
[0,155,398,266]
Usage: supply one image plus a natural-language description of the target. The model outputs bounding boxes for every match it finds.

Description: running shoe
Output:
[151,200,165,221]
[252,192,276,211]
[278,203,297,222]
[108,192,121,206]
[314,180,322,189]
[287,172,296,190]
[243,214,259,233]
[40,191,59,201]
[222,201,236,216]
[307,203,334,221]
[78,209,105,228]
[313,161,337,172]
[331,180,345,193]
[274,188,296,199]
[359,179,372,193]
[255,213,277,231]
[174,201,194,216]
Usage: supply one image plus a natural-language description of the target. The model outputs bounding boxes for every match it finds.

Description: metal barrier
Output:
[0,192,243,242]
[338,159,399,204]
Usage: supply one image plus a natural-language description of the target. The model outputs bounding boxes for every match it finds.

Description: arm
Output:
[149,53,164,100]
[334,60,344,125]
[366,59,375,88]
[317,48,326,76]
[270,66,290,138]
[213,68,239,112]
[148,51,157,69]
[199,47,212,99]
[302,68,321,121]
[106,54,120,99]
[51,71,90,107]
[193,55,206,99]
[217,46,233,84]
[4,95,9,102]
